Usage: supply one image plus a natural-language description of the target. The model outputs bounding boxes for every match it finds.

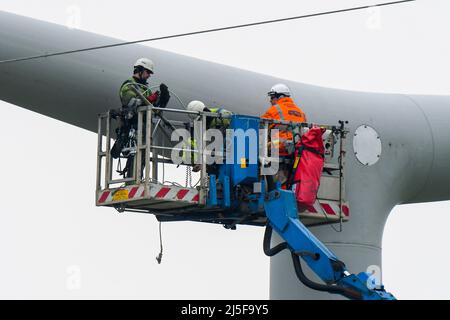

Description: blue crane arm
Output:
[264,189,395,300]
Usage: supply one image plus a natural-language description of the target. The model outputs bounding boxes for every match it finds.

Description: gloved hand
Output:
[147,91,160,104]
[156,83,170,108]
[160,83,168,93]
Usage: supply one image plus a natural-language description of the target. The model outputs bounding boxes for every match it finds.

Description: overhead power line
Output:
[0,0,415,65]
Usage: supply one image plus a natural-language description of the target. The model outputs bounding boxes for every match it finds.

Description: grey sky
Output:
[0,0,449,299]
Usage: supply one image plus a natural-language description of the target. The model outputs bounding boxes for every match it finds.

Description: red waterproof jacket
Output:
[292,127,325,207]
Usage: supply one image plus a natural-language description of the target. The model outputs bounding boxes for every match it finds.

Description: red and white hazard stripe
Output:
[98,185,348,220]
[148,185,199,203]
[98,184,199,204]
[97,185,145,204]
[303,200,350,219]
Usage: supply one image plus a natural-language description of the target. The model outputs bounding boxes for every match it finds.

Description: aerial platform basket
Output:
[95,104,398,301]
[96,105,350,227]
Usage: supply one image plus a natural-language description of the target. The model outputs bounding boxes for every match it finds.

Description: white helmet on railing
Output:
[134,58,154,73]
[268,83,291,97]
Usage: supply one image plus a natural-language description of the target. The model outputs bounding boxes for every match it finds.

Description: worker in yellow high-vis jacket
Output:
[185,100,233,172]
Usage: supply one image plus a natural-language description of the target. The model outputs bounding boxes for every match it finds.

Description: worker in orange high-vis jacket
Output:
[262,83,307,155]
[262,83,307,188]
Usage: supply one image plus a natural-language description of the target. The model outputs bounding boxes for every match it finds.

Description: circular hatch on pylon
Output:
[353,125,382,166]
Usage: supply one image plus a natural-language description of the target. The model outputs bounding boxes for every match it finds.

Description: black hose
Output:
[263,225,288,257]
[266,175,277,192]
[291,252,363,300]
[263,223,364,299]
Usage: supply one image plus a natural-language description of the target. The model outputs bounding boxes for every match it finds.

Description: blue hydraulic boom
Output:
[264,188,395,300]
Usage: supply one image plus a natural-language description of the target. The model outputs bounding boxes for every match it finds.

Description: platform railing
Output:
[97,105,348,212]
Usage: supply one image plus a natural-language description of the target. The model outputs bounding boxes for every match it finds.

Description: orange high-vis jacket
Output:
[261,97,307,147]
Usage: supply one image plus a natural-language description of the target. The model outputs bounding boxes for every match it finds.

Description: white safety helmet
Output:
[187,100,208,119]
[134,58,154,73]
[268,83,291,97]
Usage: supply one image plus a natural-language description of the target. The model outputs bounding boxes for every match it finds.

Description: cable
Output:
[0,1,415,65]
[147,85,186,110]
[263,224,289,256]
[162,156,165,185]
[328,214,344,233]
[192,176,201,188]
[156,221,163,264]
[291,251,362,300]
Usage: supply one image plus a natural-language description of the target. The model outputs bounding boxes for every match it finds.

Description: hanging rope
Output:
[155,221,163,264]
